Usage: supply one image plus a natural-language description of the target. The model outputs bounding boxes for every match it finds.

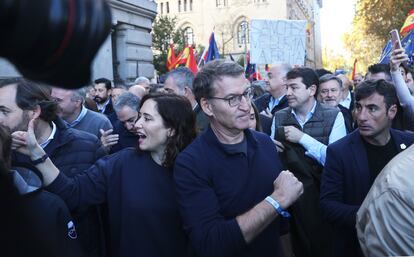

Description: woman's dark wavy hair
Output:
[0,125,12,171]
[139,93,196,168]
[0,78,57,122]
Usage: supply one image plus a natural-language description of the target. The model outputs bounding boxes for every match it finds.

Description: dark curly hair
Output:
[139,93,196,168]
[0,125,12,171]
[0,78,58,122]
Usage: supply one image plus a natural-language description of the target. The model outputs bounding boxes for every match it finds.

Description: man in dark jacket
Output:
[100,92,140,153]
[0,78,105,257]
[164,67,209,133]
[320,79,414,257]
[94,77,115,117]
[174,60,303,257]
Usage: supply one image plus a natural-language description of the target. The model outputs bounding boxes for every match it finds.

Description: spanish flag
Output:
[400,9,414,37]
[166,43,176,71]
[167,46,198,74]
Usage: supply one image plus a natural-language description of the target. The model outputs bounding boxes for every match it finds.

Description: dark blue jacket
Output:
[320,129,414,257]
[174,127,285,257]
[110,120,138,154]
[254,93,288,115]
[47,149,191,257]
[13,118,105,257]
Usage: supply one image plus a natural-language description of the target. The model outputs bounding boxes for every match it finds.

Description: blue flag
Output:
[205,32,220,62]
[379,29,414,66]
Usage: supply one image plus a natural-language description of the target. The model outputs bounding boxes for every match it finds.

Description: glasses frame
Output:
[208,87,253,107]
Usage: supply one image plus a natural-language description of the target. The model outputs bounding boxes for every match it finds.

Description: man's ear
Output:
[388,104,398,120]
[200,97,213,117]
[308,84,317,97]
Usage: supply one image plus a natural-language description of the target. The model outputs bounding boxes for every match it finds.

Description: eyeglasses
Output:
[209,87,253,107]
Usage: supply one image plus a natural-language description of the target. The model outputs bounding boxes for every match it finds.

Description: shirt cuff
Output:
[299,133,315,150]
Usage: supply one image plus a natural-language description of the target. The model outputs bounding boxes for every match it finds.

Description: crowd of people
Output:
[1,45,414,257]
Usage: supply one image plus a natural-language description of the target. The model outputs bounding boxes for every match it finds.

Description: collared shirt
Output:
[268,94,286,112]
[64,106,88,128]
[40,122,57,149]
[271,101,347,166]
[96,98,110,114]
[339,91,352,109]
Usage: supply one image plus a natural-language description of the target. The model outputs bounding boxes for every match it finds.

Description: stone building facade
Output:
[0,0,157,84]
[156,0,323,67]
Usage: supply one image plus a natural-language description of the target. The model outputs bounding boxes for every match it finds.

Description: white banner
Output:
[250,19,307,65]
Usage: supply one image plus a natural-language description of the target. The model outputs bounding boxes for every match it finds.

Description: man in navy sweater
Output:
[174,60,303,257]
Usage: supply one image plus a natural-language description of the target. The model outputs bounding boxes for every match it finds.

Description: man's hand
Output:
[390,45,409,72]
[284,126,304,143]
[11,118,45,159]
[260,108,272,118]
[100,129,119,149]
[271,170,303,209]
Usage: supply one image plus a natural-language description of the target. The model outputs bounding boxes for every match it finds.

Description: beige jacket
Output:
[356,144,414,256]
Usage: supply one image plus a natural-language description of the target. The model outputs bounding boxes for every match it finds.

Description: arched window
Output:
[184,27,194,45]
[237,20,249,45]
[184,0,187,11]
[178,0,181,12]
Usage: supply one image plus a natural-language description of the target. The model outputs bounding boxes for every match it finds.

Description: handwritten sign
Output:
[250,19,307,65]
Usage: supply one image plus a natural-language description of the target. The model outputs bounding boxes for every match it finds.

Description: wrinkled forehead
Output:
[212,74,249,96]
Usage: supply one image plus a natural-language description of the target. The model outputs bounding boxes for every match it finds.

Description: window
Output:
[184,0,187,11]
[166,2,169,13]
[178,0,181,12]
[160,2,163,14]
[190,0,193,11]
[184,27,194,45]
[237,20,249,44]
[216,0,227,7]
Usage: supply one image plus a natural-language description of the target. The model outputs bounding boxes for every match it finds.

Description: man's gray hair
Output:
[114,92,140,112]
[319,74,343,89]
[71,88,86,103]
[165,67,195,91]
[193,59,244,105]
[134,76,150,86]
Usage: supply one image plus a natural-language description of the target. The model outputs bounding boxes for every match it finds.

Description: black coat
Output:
[254,93,289,115]
[13,118,106,257]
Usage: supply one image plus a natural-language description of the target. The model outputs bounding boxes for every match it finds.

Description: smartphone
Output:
[390,29,402,49]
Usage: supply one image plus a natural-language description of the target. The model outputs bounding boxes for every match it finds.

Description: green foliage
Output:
[322,48,352,73]
[152,15,185,75]
[344,0,414,73]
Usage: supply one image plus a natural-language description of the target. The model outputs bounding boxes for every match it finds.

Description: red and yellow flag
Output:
[400,9,414,37]
[166,43,176,71]
[167,46,198,74]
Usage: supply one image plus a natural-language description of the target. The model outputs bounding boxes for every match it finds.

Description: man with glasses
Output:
[100,92,140,153]
[271,67,347,257]
[318,74,353,133]
[174,60,303,257]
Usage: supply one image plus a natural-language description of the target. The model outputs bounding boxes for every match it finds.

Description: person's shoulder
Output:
[64,126,99,142]
[328,129,357,150]
[86,109,111,121]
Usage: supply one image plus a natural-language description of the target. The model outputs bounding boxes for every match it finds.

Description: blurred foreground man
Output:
[0,78,105,257]
[174,60,303,257]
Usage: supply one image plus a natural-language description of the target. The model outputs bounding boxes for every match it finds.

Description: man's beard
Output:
[94,95,108,104]
[11,111,31,133]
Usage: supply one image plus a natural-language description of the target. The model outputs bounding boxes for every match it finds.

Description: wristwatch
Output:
[31,153,49,165]
[265,196,291,218]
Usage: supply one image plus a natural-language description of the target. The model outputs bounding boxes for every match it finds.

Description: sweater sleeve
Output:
[46,156,113,211]
[174,152,246,257]
[391,70,414,124]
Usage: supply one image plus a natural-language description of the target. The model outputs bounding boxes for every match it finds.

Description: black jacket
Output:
[9,165,83,257]
[110,120,138,154]
[13,118,106,257]
[254,93,289,115]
